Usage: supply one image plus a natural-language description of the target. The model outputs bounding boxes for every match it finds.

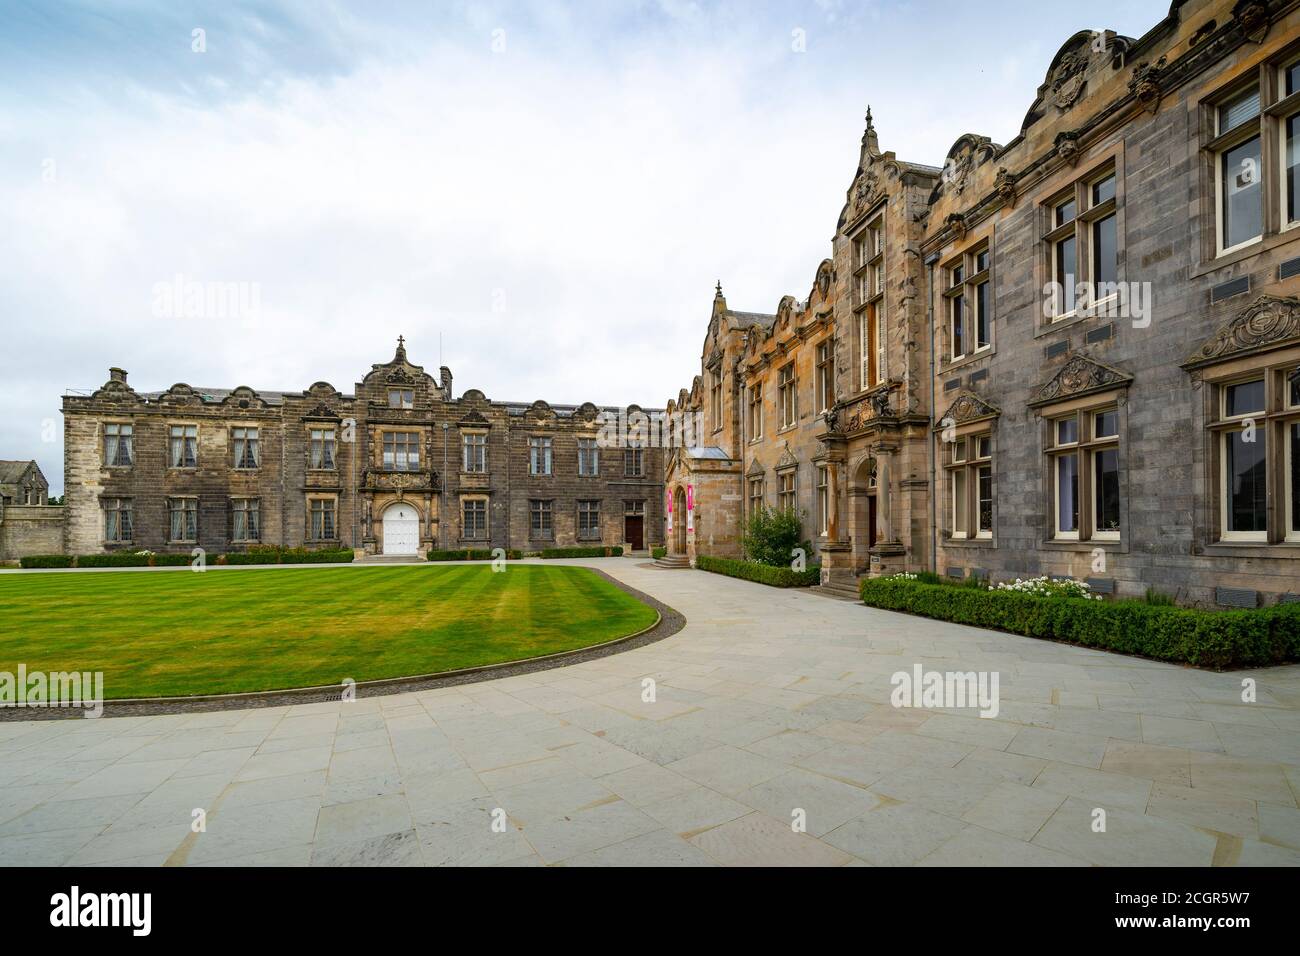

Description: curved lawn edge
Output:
[1,568,685,720]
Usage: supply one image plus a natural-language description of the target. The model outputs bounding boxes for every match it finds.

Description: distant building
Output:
[0,460,49,507]
[0,460,62,561]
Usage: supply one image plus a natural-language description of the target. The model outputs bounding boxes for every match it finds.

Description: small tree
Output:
[743,506,808,567]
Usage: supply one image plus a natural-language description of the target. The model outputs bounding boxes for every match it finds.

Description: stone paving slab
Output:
[0,558,1298,866]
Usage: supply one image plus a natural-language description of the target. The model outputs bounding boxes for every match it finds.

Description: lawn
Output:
[0,564,658,699]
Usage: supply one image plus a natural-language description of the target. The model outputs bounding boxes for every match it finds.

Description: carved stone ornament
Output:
[934,390,1000,429]
[852,169,883,218]
[823,400,844,434]
[303,402,339,420]
[776,442,798,471]
[1234,0,1270,43]
[1128,56,1166,114]
[1182,295,1300,370]
[994,167,1018,206]
[1029,353,1133,407]
[1055,130,1081,166]
[1050,51,1088,111]
[945,212,968,242]
[385,367,415,385]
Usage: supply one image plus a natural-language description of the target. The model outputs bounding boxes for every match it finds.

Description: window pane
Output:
[1057,417,1078,445]
[977,436,991,459]
[1091,175,1115,205]
[1222,135,1262,248]
[1291,374,1300,408]
[1094,410,1118,438]
[1288,113,1299,225]
[1288,63,1300,97]
[1057,454,1079,533]
[1055,198,1076,226]
[1055,235,1076,312]
[1225,429,1267,533]
[975,248,989,272]
[953,469,966,532]
[1291,422,1300,534]
[951,296,964,357]
[1094,448,1120,534]
[975,281,990,348]
[1219,87,1260,133]
[1092,214,1117,288]
[977,465,993,533]
[1226,379,1265,416]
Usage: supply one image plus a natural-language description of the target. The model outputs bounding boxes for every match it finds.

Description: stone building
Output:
[0,460,62,561]
[0,460,49,507]
[667,0,1300,607]
[62,340,664,557]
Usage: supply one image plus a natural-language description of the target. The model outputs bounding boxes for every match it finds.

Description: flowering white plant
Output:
[887,571,919,580]
[990,575,1101,600]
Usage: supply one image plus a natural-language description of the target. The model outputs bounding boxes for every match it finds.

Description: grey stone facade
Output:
[61,340,664,557]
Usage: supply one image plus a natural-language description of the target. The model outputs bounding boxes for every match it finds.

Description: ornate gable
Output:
[1029,353,1133,408]
[776,442,798,472]
[934,390,1001,429]
[745,457,766,478]
[1182,295,1300,370]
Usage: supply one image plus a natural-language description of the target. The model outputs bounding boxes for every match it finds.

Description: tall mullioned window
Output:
[748,382,763,439]
[1044,166,1118,321]
[232,498,260,542]
[816,465,830,535]
[309,428,335,469]
[103,423,133,467]
[854,216,885,390]
[168,497,198,542]
[383,432,420,472]
[462,499,487,540]
[815,340,834,413]
[577,500,601,539]
[778,471,796,512]
[169,425,197,468]
[309,498,336,540]
[577,437,599,476]
[529,437,552,476]
[232,427,259,469]
[530,499,553,538]
[462,433,487,473]
[1047,406,1121,541]
[103,497,132,542]
[946,434,993,539]
[624,447,644,477]
[778,363,797,429]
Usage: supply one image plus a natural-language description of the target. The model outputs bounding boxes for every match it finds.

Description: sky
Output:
[0,0,1172,495]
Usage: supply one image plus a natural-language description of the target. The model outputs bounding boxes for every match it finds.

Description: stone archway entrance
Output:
[381,502,420,556]
[672,486,687,554]
[850,458,879,573]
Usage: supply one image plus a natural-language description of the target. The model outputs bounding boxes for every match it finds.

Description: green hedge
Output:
[427,548,523,561]
[651,546,667,560]
[539,546,623,559]
[19,554,73,569]
[77,552,152,568]
[152,553,197,567]
[696,555,821,588]
[220,546,355,565]
[859,578,1300,669]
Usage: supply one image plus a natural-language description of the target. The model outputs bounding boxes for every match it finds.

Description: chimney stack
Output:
[440,366,453,398]
[109,367,128,384]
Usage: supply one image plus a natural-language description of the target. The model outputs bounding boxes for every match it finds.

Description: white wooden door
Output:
[382,504,419,555]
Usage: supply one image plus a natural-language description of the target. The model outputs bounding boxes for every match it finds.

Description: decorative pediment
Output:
[1029,353,1133,407]
[745,457,766,478]
[525,400,554,423]
[160,383,201,405]
[91,379,140,403]
[934,390,1001,429]
[1182,295,1300,370]
[458,408,490,428]
[775,442,798,472]
[305,381,342,400]
[302,402,340,421]
[1021,30,1132,133]
[573,402,600,422]
[222,386,267,409]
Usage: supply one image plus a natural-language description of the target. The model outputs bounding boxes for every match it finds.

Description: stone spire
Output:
[861,105,878,154]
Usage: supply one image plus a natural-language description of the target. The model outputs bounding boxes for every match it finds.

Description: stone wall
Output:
[0,505,65,560]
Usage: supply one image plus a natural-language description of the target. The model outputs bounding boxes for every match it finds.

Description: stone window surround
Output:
[777,361,798,431]
[528,435,553,477]
[814,335,835,414]
[1198,347,1300,550]
[776,461,798,512]
[576,434,600,477]
[307,426,337,471]
[101,495,133,544]
[528,498,554,540]
[942,423,994,543]
[460,493,489,541]
[379,428,423,473]
[461,428,488,475]
[576,498,601,540]
[167,421,199,470]
[230,495,261,542]
[746,380,764,443]
[307,493,339,543]
[1038,154,1121,330]
[941,238,993,369]
[167,494,200,544]
[1197,46,1300,264]
[1035,387,1128,552]
[230,423,261,471]
[850,213,886,394]
[101,421,135,469]
[709,362,724,434]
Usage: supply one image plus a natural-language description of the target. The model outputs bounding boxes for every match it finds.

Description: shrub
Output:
[219,545,354,565]
[539,546,623,559]
[858,577,1300,669]
[151,553,196,567]
[990,575,1098,600]
[19,554,73,569]
[696,555,821,588]
[1144,587,1176,606]
[427,548,523,561]
[651,546,667,560]
[742,506,808,568]
[77,552,151,568]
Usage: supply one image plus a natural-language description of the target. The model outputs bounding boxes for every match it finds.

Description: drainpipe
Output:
[925,250,940,575]
[442,421,449,550]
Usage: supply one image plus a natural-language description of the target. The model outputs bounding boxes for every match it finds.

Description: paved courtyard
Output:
[1,559,1299,867]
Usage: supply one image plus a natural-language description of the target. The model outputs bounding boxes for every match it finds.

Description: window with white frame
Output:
[777,470,796,512]
[945,433,994,539]
[944,244,992,361]
[748,382,763,439]
[232,497,260,542]
[815,339,834,412]
[462,498,487,540]
[577,437,599,476]
[309,497,336,540]
[1043,166,1118,321]
[103,423,133,467]
[816,464,830,535]
[1285,58,1300,229]
[169,424,197,468]
[382,431,420,472]
[462,432,487,473]
[232,427,259,469]
[529,499,553,538]
[1046,406,1121,541]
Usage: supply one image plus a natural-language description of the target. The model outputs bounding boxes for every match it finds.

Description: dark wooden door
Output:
[625,516,644,550]
[867,495,878,550]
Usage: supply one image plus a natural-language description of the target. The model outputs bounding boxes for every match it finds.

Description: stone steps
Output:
[653,555,690,569]
[811,581,862,602]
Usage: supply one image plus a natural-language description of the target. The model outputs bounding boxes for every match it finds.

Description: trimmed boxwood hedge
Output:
[539,546,624,559]
[220,546,355,565]
[651,546,667,560]
[77,552,152,568]
[152,553,197,567]
[859,577,1300,670]
[696,555,821,588]
[19,554,74,569]
[427,548,523,561]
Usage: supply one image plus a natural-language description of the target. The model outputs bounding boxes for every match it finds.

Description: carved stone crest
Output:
[936,390,1000,428]
[994,167,1018,207]
[1049,51,1088,111]
[1030,353,1133,407]
[1128,56,1166,114]
[1182,295,1300,369]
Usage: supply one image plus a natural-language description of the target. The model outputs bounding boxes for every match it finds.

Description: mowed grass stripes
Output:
[0,564,658,699]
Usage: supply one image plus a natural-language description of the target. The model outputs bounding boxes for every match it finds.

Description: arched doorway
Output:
[382,502,420,556]
[850,458,878,572]
[673,486,687,554]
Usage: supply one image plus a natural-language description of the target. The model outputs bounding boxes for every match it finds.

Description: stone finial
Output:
[394,335,407,362]
[715,280,723,297]
[862,104,879,152]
